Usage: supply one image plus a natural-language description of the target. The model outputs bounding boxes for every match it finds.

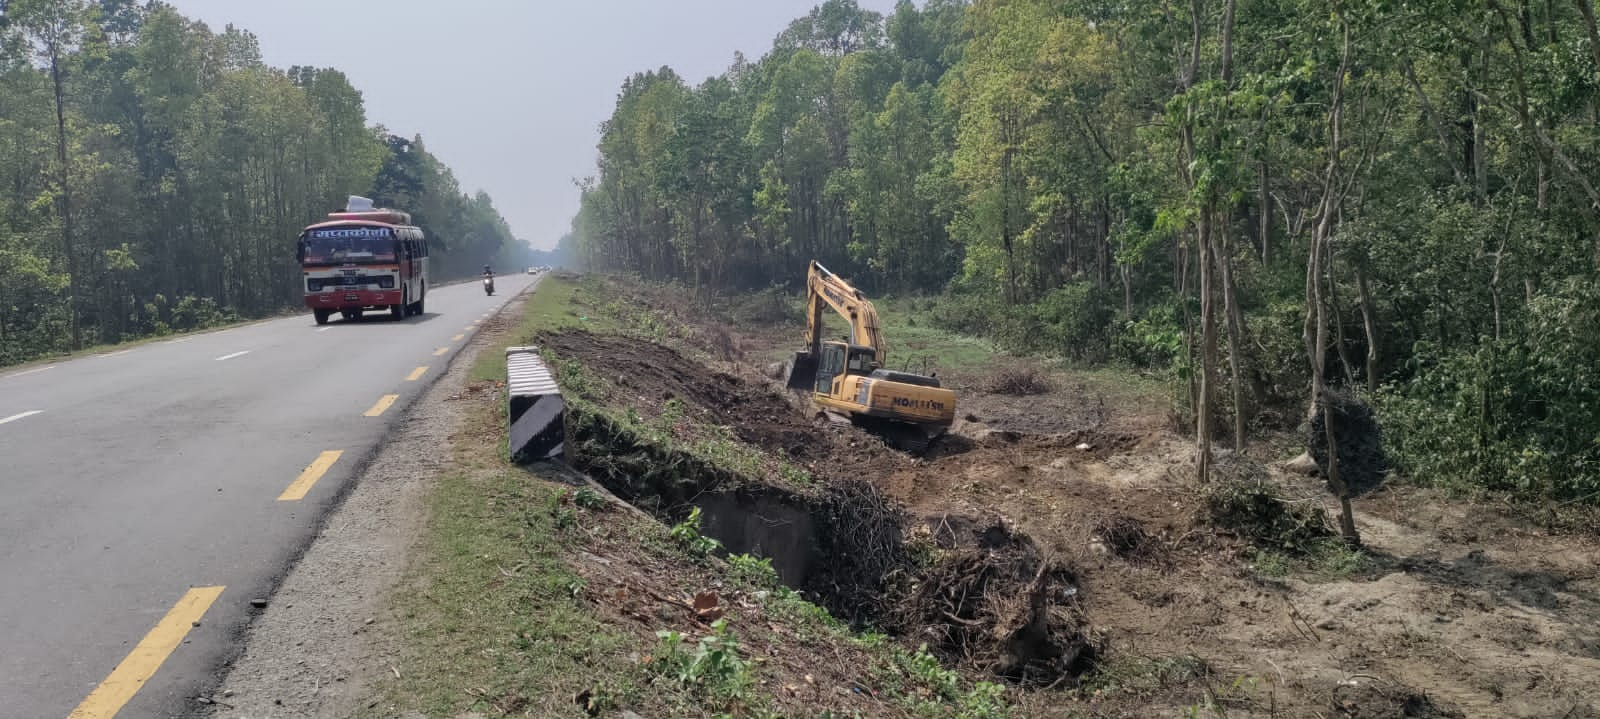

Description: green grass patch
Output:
[374,466,643,717]
[470,274,623,383]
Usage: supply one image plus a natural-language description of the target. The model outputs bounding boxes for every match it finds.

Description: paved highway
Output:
[0,272,537,719]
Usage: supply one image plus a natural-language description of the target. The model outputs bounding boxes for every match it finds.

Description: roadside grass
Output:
[468,274,621,383]
[376,458,645,717]
[378,274,1027,718]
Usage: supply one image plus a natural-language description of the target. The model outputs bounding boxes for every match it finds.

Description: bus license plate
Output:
[344,293,359,302]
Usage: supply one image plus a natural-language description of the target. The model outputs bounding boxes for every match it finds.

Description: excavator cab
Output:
[810,341,876,394]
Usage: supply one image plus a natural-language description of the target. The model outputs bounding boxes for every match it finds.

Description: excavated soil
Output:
[542,328,1097,688]
[540,282,1600,718]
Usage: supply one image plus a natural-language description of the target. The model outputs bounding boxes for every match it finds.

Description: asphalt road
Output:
[0,272,537,719]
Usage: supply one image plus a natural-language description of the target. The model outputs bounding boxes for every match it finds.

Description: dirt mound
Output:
[891,521,1096,686]
[1202,479,1333,556]
[981,366,1055,395]
[540,329,902,472]
[1333,681,1464,718]
[1092,514,1163,565]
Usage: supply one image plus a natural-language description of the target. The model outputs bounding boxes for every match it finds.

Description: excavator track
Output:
[851,415,942,456]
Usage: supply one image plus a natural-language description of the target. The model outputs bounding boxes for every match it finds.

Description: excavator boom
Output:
[786,261,884,392]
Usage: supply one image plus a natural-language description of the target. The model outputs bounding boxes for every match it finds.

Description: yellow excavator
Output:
[784,260,957,453]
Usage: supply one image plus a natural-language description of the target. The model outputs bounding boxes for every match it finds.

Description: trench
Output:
[562,402,1097,685]
[564,404,907,623]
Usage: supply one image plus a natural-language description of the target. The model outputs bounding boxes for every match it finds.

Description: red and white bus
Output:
[298,197,429,324]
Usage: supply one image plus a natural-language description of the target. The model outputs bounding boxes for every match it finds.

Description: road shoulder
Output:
[206,288,533,718]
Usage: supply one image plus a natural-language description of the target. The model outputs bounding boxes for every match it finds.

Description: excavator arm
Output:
[786,260,887,391]
[799,260,885,363]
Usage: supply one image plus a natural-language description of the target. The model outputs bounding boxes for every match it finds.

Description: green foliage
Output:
[572,487,606,511]
[876,644,1010,719]
[669,506,723,557]
[565,0,1600,504]
[1381,281,1600,503]
[651,619,754,702]
[726,553,781,591]
[0,3,514,366]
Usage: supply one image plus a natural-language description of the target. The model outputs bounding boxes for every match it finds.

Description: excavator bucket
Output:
[785,350,818,392]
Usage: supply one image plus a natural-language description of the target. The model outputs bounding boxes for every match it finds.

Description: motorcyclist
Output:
[482,264,493,278]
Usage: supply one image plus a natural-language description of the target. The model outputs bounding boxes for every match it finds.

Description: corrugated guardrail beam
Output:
[506,346,565,462]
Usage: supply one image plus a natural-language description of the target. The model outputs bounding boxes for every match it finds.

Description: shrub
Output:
[1379,280,1600,503]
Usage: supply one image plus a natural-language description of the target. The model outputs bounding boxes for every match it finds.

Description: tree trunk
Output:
[1001,144,1018,305]
[1577,0,1600,75]
[1310,16,1360,546]
[1473,30,1490,202]
[49,44,81,350]
[1327,256,1358,385]
[1220,232,1247,451]
[1197,208,1217,482]
[1259,161,1271,264]
[1356,264,1379,393]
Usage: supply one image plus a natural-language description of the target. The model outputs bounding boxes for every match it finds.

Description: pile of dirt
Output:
[1092,514,1163,565]
[540,329,902,472]
[1201,478,1334,556]
[981,365,1055,396]
[890,521,1096,686]
[1332,681,1465,718]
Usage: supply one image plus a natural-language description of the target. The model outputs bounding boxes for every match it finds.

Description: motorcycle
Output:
[483,275,495,296]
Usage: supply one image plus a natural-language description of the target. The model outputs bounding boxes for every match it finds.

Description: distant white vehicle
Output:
[527,267,537,274]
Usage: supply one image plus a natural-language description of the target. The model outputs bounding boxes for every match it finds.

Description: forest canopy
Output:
[0,0,523,363]
[571,0,1600,504]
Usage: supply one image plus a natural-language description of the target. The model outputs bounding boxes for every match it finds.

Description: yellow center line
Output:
[278,450,343,501]
[405,366,428,382]
[433,347,449,356]
[364,394,400,417]
[451,333,465,341]
[68,586,225,719]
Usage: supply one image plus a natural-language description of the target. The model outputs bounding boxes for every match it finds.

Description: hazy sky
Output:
[165,0,901,250]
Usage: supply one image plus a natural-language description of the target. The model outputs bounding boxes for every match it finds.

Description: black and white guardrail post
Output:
[506,346,565,462]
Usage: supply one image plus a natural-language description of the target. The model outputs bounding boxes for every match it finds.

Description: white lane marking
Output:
[4,365,56,379]
[316,327,333,333]
[215,351,250,362]
[166,338,192,345]
[0,410,43,426]
[98,349,135,358]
